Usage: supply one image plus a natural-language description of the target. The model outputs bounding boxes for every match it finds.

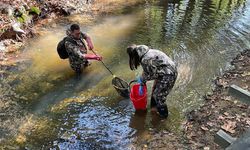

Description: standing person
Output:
[127,44,178,118]
[65,24,102,74]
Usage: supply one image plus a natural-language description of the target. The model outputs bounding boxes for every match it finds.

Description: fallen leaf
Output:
[236,114,241,122]
[187,133,196,139]
[246,120,250,126]
[221,121,236,134]
[207,122,215,127]
[224,112,229,116]
[222,96,232,101]
[217,79,228,87]
[225,116,235,119]
[242,113,246,116]
[204,147,210,150]
[201,126,209,131]
[241,71,250,77]
[218,115,225,120]
[182,121,188,125]
[237,104,247,109]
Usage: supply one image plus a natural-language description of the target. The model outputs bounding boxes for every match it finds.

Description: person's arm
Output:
[140,59,160,82]
[83,54,102,61]
[81,33,94,50]
[65,40,101,61]
[140,71,150,83]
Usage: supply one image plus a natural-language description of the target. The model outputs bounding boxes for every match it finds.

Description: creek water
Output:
[1,0,250,149]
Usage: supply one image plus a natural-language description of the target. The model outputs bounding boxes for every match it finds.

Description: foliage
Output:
[29,7,41,15]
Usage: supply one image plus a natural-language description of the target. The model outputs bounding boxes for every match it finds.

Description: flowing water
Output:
[1,0,250,149]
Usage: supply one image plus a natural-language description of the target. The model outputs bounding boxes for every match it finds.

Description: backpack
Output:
[57,37,76,59]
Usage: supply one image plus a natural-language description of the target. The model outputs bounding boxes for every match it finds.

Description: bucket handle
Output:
[128,80,147,93]
[128,80,137,91]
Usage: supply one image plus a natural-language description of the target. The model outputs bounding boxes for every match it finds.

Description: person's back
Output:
[141,49,177,76]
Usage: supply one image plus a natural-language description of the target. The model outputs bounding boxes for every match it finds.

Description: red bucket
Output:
[130,83,147,110]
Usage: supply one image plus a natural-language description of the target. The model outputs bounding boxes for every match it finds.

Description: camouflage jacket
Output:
[64,32,89,66]
[135,45,177,81]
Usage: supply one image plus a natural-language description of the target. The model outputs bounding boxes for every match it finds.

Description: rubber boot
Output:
[150,97,157,108]
[157,104,168,118]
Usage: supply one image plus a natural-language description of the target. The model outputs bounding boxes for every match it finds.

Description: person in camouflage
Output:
[65,24,102,74]
[127,44,178,118]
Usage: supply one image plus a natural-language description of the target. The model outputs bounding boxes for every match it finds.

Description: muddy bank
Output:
[133,49,250,149]
[183,49,250,149]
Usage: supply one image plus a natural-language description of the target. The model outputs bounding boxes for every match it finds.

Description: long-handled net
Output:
[112,77,130,98]
[90,49,130,98]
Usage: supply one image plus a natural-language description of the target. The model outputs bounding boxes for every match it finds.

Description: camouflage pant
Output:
[151,73,177,107]
[69,61,90,74]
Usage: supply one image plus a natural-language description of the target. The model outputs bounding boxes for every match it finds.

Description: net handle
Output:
[90,49,114,76]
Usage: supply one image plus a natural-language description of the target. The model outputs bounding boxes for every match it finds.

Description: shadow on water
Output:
[1,0,250,148]
[31,69,105,114]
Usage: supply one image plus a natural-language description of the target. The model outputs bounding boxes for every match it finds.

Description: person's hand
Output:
[137,76,145,85]
[137,76,145,96]
[83,54,102,61]
[95,55,102,61]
